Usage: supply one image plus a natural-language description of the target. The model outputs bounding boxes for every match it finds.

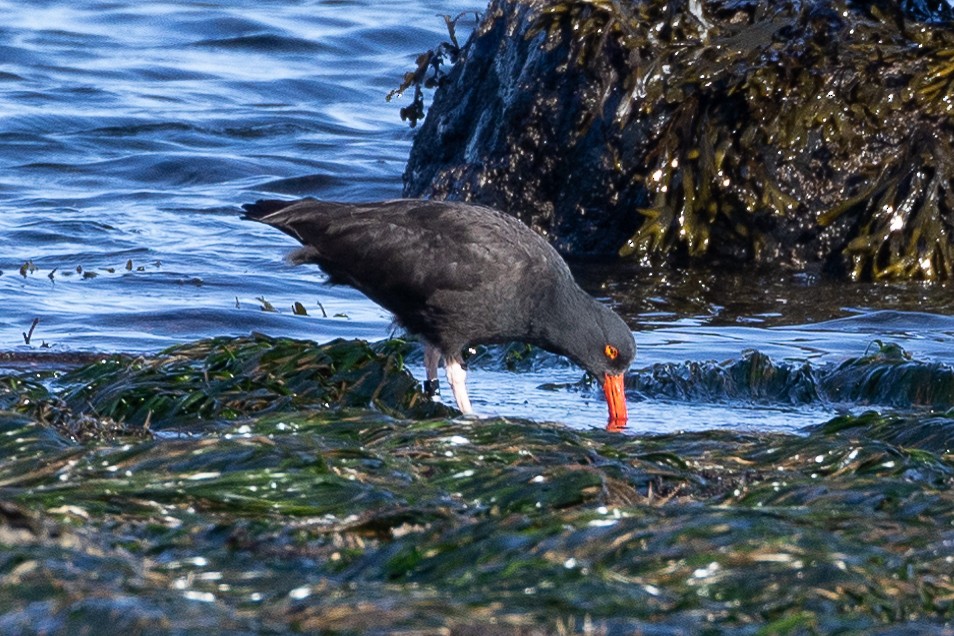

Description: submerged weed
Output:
[0,336,951,631]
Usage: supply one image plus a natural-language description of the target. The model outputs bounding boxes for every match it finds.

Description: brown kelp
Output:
[386,12,477,127]
[404,0,954,280]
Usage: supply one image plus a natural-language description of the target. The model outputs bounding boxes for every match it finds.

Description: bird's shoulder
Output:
[263,198,570,291]
[402,201,571,284]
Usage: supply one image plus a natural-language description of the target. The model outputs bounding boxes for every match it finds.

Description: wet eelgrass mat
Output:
[0,335,951,634]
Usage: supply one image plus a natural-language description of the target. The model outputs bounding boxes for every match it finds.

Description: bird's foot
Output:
[423,378,441,401]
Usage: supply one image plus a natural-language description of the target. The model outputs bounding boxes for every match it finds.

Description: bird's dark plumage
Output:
[243,198,635,426]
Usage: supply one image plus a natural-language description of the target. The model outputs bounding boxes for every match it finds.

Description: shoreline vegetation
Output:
[0,335,951,632]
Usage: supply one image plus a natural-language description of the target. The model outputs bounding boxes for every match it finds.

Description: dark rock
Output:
[404,0,954,280]
[404,0,646,256]
[901,0,954,23]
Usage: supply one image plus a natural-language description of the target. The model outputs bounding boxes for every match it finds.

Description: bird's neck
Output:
[528,282,599,366]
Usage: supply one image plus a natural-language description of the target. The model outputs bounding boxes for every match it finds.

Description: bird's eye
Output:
[604,345,619,360]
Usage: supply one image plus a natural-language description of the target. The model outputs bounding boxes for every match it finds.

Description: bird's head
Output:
[562,301,635,430]
[598,340,632,432]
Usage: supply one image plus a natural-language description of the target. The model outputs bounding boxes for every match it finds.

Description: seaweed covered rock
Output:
[404,0,954,280]
[2,336,954,630]
[49,335,450,431]
[903,0,954,23]
[629,342,954,410]
[0,409,952,632]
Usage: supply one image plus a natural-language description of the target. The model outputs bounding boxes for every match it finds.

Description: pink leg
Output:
[444,357,473,415]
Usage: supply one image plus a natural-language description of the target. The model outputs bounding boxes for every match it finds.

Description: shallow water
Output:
[3,0,954,433]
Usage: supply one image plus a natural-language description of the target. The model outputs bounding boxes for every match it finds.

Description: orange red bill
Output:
[603,372,628,431]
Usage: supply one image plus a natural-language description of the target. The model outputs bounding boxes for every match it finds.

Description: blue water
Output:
[0,0,478,348]
[3,0,954,432]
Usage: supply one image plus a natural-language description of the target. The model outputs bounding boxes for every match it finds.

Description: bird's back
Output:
[243,198,572,353]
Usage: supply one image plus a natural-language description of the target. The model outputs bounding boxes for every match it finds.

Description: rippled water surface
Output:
[3,0,954,432]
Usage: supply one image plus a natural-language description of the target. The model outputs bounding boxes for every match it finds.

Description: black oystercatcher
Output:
[243,198,635,428]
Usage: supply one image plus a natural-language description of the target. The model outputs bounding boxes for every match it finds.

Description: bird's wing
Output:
[245,198,574,350]
[250,199,563,295]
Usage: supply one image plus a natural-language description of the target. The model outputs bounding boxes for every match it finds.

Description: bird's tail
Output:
[242,199,295,221]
